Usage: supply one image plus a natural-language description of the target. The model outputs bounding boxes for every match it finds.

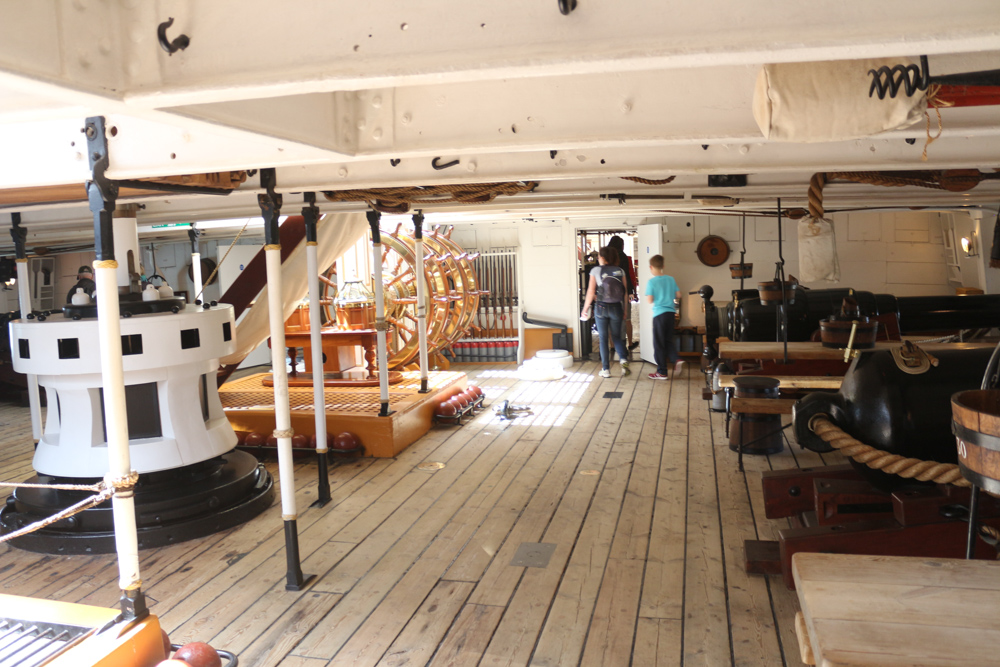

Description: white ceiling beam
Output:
[116,0,1000,108]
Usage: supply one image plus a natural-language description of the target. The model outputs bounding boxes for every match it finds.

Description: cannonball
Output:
[234,431,248,446]
[243,432,267,447]
[309,434,335,449]
[266,434,278,448]
[435,401,457,417]
[453,393,470,410]
[292,433,310,449]
[173,641,222,667]
[332,432,360,451]
[156,661,192,667]
[447,397,464,412]
[468,385,484,398]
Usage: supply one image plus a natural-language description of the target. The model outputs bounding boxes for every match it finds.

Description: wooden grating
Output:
[219,371,465,413]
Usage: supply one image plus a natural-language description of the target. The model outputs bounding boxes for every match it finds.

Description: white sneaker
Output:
[599,369,611,378]
[620,360,631,377]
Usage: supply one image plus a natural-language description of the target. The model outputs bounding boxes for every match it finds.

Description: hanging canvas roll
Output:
[753,58,926,142]
[798,217,840,283]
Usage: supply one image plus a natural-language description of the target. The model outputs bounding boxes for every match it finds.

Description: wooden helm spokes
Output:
[320,224,480,369]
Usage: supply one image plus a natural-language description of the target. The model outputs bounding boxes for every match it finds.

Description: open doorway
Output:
[576,229,639,362]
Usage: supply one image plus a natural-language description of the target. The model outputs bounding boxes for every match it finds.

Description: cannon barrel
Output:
[792,345,995,490]
[718,288,1000,342]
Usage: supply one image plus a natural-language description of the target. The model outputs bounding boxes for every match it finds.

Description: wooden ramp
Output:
[219,370,466,458]
[0,362,849,666]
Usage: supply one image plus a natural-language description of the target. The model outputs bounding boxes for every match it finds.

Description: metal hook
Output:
[389,159,401,167]
[157,18,190,55]
[431,157,459,170]
[558,0,577,15]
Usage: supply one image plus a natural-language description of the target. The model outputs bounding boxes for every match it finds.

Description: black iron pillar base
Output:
[283,519,315,591]
[419,378,429,394]
[310,451,332,508]
[0,450,274,554]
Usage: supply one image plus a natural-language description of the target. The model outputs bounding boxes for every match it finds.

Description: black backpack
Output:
[598,266,626,303]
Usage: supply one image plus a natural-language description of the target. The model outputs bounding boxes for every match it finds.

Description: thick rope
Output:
[806,169,999,221]
[808,415,1000,494]
[323,182,538,214]
[0,472,138,544]
[620,176,676,185]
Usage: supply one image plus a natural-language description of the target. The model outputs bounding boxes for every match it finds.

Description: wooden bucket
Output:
[951,389,1000,495]
[729,376,784,455]
[758,280,796,306]
[818,318,879,349]
[729,262,753,279]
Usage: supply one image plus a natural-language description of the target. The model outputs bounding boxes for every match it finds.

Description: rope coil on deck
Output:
[808,414,1000,495]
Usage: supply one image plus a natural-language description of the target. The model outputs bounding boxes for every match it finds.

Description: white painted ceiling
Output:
[0,0,998,247]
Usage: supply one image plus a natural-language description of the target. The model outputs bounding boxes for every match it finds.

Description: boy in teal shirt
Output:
[645,254,683,380]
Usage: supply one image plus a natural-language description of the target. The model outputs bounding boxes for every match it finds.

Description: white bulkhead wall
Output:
[452,210,969,356]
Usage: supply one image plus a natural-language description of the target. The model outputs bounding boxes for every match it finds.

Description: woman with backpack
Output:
[580,246,631,378]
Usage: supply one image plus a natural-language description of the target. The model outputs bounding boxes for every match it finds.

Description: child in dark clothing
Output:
[644,254,683,380]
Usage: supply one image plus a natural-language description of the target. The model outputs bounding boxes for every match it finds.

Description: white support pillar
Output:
[82,116,144,617]
[412,211,430,393]
[258,169,312,591]
[14,259,42,440]
[367,210,392,416]
[302,194,331,506]
[189,227,203,302]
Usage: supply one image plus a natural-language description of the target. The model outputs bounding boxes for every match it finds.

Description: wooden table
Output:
[793,552,1000,667]
[719,340,994,362]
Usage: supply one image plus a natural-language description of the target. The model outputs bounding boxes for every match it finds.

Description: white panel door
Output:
[637,223,665,365]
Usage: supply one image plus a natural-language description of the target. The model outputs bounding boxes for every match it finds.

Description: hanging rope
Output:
[195,218,252,302]
[620,176,676,185]
[323,181,538,214]
[807,414,1000,495]
[806,170,1000,221]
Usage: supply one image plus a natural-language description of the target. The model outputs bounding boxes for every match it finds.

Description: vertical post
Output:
[367,210,393,416]
[189,226,203,302]
[84,116,146,619]
[9,213,42,442]
[966,484,980,559]
[303,193,331,507]
[258,169,313,591]
[412,211,430,393]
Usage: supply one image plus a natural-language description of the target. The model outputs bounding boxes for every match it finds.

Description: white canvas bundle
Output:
[754,58,926,142]
[798,218,841,283]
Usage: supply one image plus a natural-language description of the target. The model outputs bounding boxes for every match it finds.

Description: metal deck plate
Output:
[510,542,557,568]
[603,391,623,399]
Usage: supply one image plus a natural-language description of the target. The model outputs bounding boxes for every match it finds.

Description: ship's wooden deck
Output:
[0,362,845,667]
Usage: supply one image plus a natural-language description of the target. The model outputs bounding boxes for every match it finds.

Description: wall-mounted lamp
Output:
[961,232,979,257]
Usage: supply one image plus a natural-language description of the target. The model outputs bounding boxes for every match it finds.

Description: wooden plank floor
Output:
[0,362,844,666]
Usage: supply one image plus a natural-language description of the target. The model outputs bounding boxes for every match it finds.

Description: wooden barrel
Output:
[729,376,784,455]
[729,262,753,279]
[818,318,879,349]
[758,280,796,306]
[951,389,1000,495]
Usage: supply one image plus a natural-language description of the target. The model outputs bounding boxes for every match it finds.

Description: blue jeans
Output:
[595,302,629,371]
